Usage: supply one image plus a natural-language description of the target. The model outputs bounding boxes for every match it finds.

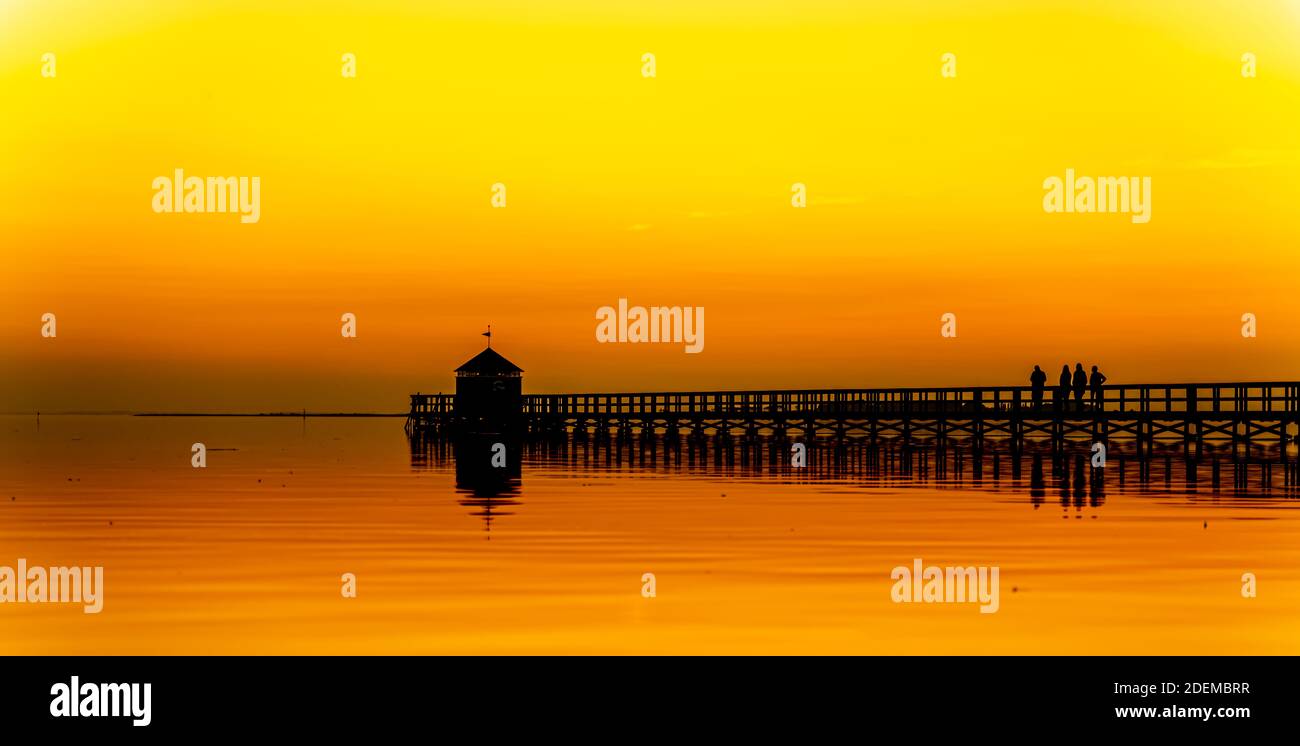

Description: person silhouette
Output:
[1089,365,1107,410]
[1072,363,1087,410]
[1057,365,1071,412]
[1029,365,1047,409]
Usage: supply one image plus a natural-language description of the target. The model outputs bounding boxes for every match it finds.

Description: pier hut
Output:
[453,346,523,434]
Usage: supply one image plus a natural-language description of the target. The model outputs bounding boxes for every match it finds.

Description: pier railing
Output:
[410,382,1300,420]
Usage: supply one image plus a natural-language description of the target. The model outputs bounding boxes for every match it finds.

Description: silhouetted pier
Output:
[407,381,1300,453]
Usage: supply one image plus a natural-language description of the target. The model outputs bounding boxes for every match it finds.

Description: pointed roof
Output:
[455,347,523,376]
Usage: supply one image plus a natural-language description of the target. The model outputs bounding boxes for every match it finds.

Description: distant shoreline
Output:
[2,412,406,417]
[135,412,406,417]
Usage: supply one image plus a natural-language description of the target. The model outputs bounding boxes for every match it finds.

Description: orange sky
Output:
[2,0,1299,412]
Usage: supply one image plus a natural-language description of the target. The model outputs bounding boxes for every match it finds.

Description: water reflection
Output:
[412,432,521,531]
[412,432,1298,528]
[7,415,1298,654]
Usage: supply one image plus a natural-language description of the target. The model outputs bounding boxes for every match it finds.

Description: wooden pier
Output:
[407,381,1300,452]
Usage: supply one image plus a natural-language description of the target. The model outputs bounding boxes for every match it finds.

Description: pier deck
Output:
[407,382,1300,449]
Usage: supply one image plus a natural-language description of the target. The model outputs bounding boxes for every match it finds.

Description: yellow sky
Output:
[2,0,1299,411]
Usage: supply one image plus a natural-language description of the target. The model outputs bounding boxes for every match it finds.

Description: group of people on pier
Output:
[1029,363,1107,411]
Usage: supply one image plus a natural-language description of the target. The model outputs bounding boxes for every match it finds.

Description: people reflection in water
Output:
[1030,452,1046,507]
[1073,454,1087,506]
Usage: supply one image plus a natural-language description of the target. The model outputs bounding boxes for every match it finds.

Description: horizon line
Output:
[8,377,1300,417]
[2,411,407,417]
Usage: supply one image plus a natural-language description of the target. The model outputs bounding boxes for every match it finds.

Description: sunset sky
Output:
[3,0,1299,412]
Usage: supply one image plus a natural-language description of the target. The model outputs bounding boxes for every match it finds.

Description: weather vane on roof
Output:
[483,325,491,348]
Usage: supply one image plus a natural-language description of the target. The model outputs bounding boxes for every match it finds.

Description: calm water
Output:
[2,414,1298,654]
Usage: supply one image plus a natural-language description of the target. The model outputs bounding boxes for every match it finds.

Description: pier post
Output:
[663,418,679,452]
